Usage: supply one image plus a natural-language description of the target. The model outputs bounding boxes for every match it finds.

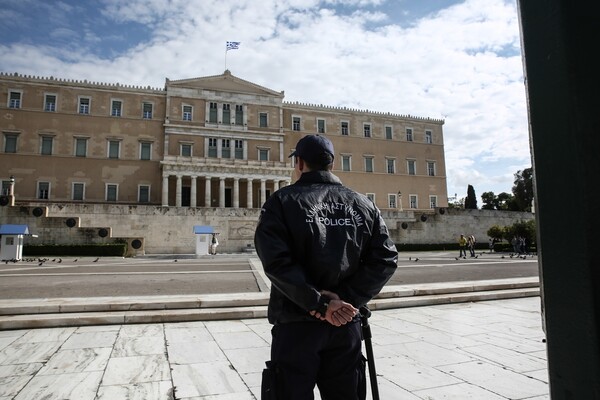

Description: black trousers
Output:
[265,319,366,400]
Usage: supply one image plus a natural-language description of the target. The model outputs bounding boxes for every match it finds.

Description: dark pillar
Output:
[517,1,600,398]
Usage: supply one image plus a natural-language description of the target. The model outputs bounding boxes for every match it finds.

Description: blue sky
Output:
[0,0,530,202]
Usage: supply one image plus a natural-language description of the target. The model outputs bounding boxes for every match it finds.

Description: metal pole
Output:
[360,306,379,400]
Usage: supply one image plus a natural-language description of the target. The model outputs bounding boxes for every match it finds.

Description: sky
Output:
[0,0,532,202]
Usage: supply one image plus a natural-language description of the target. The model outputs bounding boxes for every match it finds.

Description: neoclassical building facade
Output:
[1,70,447,212]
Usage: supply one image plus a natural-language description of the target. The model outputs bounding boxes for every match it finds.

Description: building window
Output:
[111,100,122,117]
[388,194,397,208]
[317,118,326,133]
[258,148,269,161]
[107,140,120,159]
[209,102,217,123]
[1,181,10,195]
[386,158,395,174]
[406,128,413,141]
[181,143,192,157]
[235,104,243,125]
[38,181,50,200]
[4,133,18,153]
[427,161,436,176]
[259,112,268,127]
[364,157,373,173]
[363,124,371,138]
[44,94,56,112]
[410,195,418,209]
[407,160,416,175]
[182,105,192,121]
[223,103,231,124]
[366,193,375,203]
[235,139,243,159]
[138,185,150,203]
[208,138,217,157]
[292,116,301,131]
[72,182,85,201]
[140,142,152,160]
[79,97,90,114]
[8,91,21,108]
[385,126,393,140]
[75,138,87,157]
[142,102,153,119]
[425,130,432,144]
[342,155,351,171]
[41,136,53,155]
[221,139,231,158]
[430,195,438,209]
[341,121,349,136]
[106,184,118,202]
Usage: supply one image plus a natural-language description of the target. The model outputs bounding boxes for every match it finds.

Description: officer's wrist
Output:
[316,296,330,315]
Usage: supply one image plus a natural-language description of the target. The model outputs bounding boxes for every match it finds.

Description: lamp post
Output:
[8,175,15,206]
[397,191,403,211]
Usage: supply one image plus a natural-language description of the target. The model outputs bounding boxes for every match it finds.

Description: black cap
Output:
[289,135,335,163]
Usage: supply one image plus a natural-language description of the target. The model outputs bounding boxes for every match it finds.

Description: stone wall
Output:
[0,204,534,254]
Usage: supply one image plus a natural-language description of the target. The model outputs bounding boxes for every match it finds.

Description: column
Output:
[175,175,182,207]
[190,176,197,208]
[205,177,211,207]
[260,179,266,207]
[161,175,169,206]
[219,178,225,207]
[273,180,280,192]
[246,178,253,208]
[233,178,240,208]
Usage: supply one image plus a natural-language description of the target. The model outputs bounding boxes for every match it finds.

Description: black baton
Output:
[360,306,380,400]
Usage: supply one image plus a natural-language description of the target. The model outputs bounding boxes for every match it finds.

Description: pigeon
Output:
[414,258,419,262]
[455,257,459,260]
[58,258,62,263]
[173,259,178,262]
[93,257,99,262]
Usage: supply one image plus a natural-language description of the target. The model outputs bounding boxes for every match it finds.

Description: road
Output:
[0,251,539,299]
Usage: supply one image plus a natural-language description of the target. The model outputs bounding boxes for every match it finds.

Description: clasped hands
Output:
[310,290,358,327]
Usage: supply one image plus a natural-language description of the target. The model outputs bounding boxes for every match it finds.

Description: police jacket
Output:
[254,170,398,324]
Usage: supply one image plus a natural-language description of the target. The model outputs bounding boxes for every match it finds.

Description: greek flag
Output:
[226,41,241,51]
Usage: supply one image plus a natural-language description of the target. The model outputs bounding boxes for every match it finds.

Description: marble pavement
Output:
[0,296,549,400]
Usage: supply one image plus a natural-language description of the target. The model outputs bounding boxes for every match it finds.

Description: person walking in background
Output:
[254,134,398,400]
[210,233,219,255]
[458,234,468,258]
[468,235,476,257]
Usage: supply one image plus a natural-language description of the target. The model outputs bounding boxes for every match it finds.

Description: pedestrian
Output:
[254,134,398,400]
[468,235,476,257]
[210,234,219,255]
[511,236,519,253]
[458,234,467,258]
[488,238,494,253]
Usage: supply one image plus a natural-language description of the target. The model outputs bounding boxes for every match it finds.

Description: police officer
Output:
[255,134,398,399]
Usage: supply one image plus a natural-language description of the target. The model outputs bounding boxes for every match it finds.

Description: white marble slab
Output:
[38,347,112,375]
[118,323,164,337]
[61,330,118,349]
[371,317,430,334]
[465,331,545,353]
[164,324,212,343]
[437,359,549,398]
[366,375,421,400]
[0,341,62,364]
[0,374,32,397]
[96,380,173,400]
[204,320,251,333]
[375,355,462,391]
[223,346,270,374]
[0,362,43,377]
[413,381,507,399]
[12,327,75,344]
[171,361,248,398]
[0,336,18,352]
[212,331,269,350]
[76,324,121,333]
[176,392,255,400]
[168,340,227,365]
[379,340,475,367]
[102,354,171,385]
[461,343,548,373]
[112,335,166,357]
[404,329,484,350]
[13,371,103,400]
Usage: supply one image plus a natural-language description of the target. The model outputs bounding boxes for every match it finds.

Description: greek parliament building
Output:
[0,70,449,253]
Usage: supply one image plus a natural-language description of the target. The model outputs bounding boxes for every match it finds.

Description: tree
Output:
[512,167,534,211]
[481,191,496,210]
[465,185,478,209]
[487,225,504,242]
[497,192,515,210]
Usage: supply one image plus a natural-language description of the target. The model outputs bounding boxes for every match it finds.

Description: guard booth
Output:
[193,225,214,256]
[0,224,36,261]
